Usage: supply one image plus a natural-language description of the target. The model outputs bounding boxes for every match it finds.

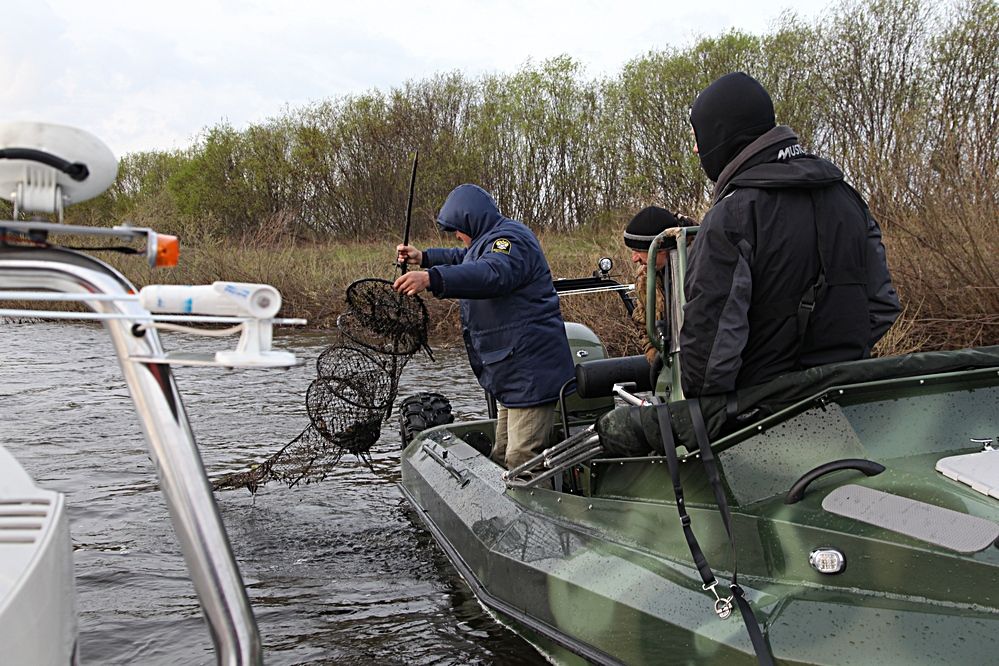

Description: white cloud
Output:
[2,0,831,156]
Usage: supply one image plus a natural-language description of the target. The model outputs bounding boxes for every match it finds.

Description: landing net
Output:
[213,278,431,493]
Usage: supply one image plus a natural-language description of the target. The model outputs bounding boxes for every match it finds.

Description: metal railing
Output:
[0,245,262,665]
[503,383,647,490]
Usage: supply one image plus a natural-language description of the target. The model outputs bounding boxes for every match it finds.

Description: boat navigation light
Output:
[809,547,846,574]
[147,231,180,268]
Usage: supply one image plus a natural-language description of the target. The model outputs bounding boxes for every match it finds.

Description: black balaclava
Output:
[690,72,776,182]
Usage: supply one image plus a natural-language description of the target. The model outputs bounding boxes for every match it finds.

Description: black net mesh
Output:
[339,278,431,357]
[213,278,431,492]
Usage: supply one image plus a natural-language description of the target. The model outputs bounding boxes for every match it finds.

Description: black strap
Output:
[688,400,775,665]
[654,404,717,588]
[800,192,828,336]
[795,272,824,338]
[787,191,829,368]
[0,147,90,181]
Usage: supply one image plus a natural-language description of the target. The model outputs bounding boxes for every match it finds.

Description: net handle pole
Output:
[399,150,419,275]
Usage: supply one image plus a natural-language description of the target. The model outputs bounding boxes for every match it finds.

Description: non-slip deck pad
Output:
[936,449,999,500]
[822,484,999,553]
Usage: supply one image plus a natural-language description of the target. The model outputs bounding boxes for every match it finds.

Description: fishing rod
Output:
[399,150,419,274]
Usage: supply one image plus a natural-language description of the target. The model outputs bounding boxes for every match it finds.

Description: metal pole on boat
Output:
[0,248,263,665]
[399,150,419,275]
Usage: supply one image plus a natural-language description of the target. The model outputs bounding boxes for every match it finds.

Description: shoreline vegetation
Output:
[4,0,996,357]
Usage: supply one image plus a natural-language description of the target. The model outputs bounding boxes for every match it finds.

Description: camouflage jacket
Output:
[631,263,668,365]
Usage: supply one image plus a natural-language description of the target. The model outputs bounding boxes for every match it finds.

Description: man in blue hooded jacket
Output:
[393,184,575,470]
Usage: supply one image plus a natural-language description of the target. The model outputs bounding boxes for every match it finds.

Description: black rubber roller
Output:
[575,355,653,399]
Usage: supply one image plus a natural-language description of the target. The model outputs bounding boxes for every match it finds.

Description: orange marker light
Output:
[155,234,180,267]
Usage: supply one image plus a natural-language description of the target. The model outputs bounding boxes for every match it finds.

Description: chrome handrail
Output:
[0,246,262,665]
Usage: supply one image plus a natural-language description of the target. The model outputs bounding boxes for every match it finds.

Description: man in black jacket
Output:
[680,72,901,397]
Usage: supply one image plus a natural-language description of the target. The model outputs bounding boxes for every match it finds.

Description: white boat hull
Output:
[0,445,77,665]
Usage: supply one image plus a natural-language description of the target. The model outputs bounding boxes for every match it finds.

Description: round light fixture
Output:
[809,547,846,574]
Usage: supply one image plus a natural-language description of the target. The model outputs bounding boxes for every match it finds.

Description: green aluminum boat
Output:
[399,232,999,665]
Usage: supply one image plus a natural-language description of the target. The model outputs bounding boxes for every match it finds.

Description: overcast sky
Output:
[2,0,832,158]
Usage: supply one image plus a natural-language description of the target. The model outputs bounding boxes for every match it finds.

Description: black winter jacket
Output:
[679,126,901,397]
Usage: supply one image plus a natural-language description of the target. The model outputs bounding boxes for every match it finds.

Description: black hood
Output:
[690,72,776,182]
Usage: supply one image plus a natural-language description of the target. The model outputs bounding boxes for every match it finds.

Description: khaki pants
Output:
[490,401,557,470]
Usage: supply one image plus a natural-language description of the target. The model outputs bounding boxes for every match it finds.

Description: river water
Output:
[0,320,546,665]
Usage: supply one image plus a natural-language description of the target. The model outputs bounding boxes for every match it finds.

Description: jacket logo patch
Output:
[777,144,806,160]
[491,238,511,254]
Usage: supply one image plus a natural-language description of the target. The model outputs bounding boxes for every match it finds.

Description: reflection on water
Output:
[0,321,545,665]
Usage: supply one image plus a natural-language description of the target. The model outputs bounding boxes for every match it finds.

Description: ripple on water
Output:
[1,323,545,664]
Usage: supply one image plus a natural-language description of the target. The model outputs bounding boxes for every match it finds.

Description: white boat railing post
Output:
[0,247,263,666]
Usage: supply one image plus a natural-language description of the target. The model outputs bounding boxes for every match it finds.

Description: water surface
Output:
[0,320,545,665]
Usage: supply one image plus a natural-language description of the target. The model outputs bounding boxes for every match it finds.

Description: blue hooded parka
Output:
[421,184,574,407]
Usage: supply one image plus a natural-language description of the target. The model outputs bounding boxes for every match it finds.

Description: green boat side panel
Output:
[743,501,999,597]
[718,404,866,506]
[402,335,999,664]
[768,592,999,665]
[822,484,999,552]
[668,345,999,451]
[590,457,718,506]
[486,502,762,663]
[404,438,768,663]
[603,379,999,505]
[404,421,999,664]
[936,448,999,499]
[839,384,999,459]
[718,382,999,505]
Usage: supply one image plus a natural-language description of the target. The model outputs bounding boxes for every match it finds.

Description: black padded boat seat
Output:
[575,355,652,398]
[822,484,999,553]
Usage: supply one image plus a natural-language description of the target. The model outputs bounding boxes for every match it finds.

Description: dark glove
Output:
[649,351,664,389]
[596,405,665,457]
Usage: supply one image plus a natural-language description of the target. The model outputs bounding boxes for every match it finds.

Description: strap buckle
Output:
[703,580,733,619]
